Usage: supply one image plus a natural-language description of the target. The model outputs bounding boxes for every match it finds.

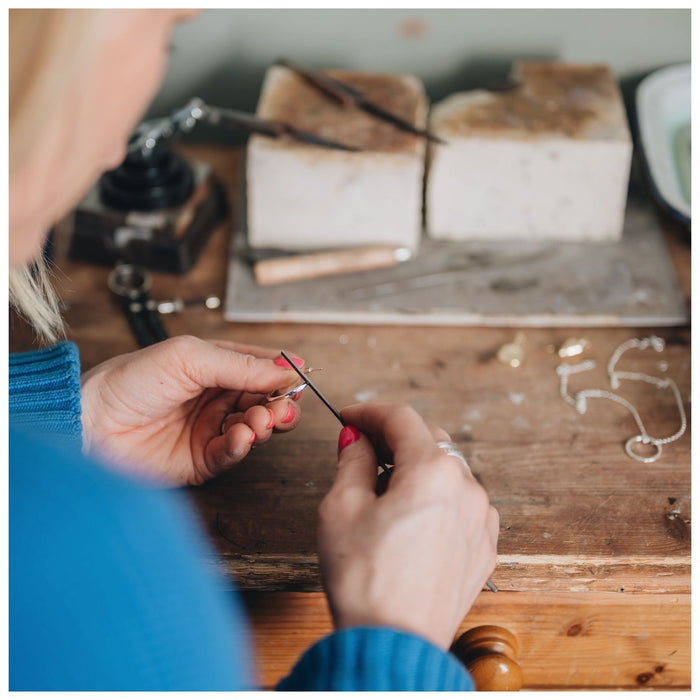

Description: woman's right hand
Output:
[317,403,499,651]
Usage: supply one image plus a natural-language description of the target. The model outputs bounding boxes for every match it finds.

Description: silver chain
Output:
[556,335,687,464]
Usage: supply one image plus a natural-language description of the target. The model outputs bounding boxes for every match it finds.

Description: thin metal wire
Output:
[280,351,345,425]
[280,351,393,474]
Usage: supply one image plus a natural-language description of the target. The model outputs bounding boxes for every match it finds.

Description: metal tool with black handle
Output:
[107,263,221,347]
[128,97,359,161]
[108,264,169,347]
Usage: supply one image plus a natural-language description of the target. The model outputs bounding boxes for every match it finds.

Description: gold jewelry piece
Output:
[558,337,590,358]
[497,333,526,368]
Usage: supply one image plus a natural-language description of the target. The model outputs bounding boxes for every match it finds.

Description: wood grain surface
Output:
[182,320,690,594]
[242,591,691,690]
[10,144,691,690]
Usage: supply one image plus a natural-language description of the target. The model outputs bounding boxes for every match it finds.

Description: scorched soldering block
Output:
[426,62,633,243]
[246,65,428,253]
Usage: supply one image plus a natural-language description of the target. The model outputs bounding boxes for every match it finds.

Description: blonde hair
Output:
[9,264,64,343]
[9,10,99,343]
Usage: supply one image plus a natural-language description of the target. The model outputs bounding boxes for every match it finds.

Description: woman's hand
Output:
[317,403,499,651]
[81,335,303,486]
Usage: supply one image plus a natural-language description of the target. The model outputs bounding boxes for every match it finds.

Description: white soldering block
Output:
[247,66,428,252]
[426,62,633,242]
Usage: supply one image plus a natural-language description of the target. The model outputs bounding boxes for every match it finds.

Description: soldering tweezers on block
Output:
[275,57,446,145]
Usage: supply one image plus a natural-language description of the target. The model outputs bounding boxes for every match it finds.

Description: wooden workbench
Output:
[10,145,691,690]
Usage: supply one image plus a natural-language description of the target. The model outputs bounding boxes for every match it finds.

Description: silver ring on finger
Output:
[436,441,469,470]
[265,381,308,403]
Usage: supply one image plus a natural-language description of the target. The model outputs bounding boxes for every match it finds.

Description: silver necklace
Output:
[556,336,687,464]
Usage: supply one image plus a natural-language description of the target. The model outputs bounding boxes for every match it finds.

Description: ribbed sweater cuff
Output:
[277,626,475,691]
[9,341,83,449]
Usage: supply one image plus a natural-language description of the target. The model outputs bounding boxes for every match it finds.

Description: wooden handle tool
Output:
[253,245,411,286]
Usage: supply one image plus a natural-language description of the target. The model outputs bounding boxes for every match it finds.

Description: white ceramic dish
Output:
[635,63,691,225]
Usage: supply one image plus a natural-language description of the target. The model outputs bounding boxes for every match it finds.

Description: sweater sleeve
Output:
[277,626,475,691]
[9,341,83,449]
[10,427,254,690]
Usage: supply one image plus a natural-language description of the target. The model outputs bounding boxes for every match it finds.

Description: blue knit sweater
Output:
[9,341,474,691]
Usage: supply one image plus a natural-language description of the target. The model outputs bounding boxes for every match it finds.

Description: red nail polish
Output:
[274,355,304,368]
[281,404,295,424]
[248,431,257,444]
[266,409,275,430]
[338,425,360,451]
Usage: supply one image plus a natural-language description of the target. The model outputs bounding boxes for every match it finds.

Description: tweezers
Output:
[276,58,446,145]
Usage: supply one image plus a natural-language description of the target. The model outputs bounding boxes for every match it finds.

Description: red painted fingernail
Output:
[274,355,304,368]
[266,408,275,430]
[281,404,295,424]
[248,431,257,444]
[338,425,360,451]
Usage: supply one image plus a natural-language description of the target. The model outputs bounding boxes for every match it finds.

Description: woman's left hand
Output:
[80,335,304,486]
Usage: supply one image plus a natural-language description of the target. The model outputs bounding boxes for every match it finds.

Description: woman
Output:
[9,9,499,691]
